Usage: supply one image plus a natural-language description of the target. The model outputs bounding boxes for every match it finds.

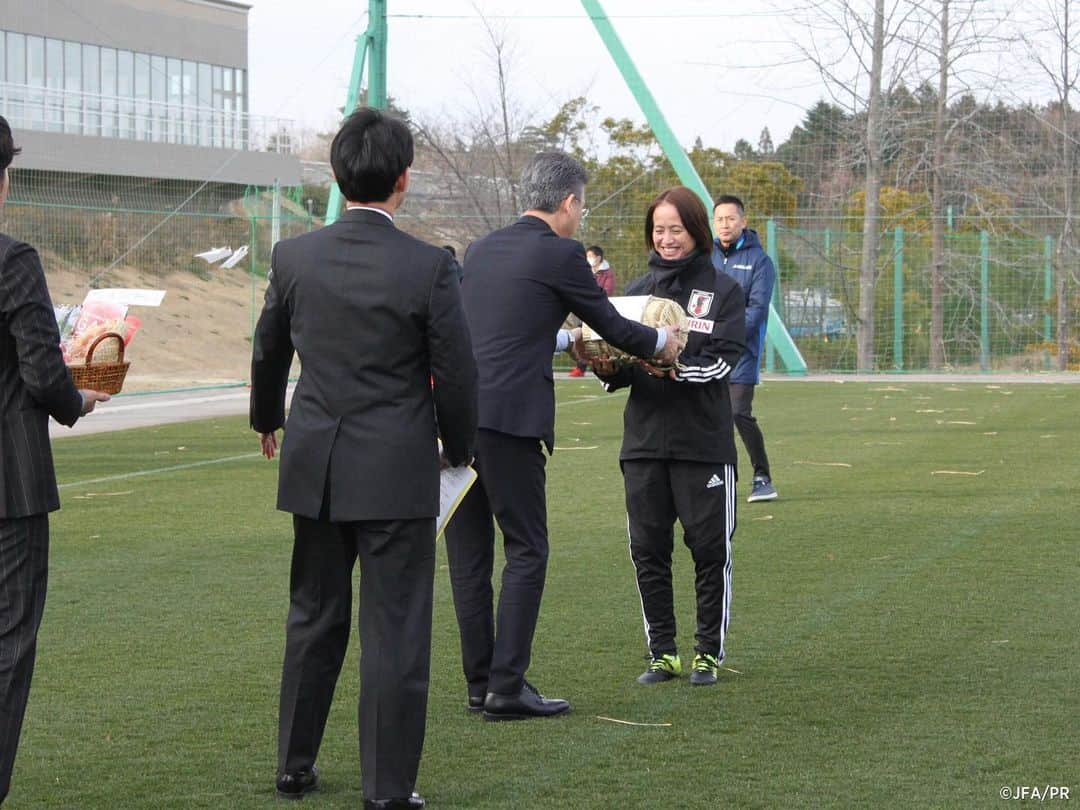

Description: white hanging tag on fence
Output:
[220,245,250,269]
[83,288,167,307]
[195,246,233,263]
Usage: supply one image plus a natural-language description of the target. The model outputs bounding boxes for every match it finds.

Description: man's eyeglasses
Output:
[572,195,590,220]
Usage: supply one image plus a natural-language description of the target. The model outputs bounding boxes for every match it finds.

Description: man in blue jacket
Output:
[712,195,778,502]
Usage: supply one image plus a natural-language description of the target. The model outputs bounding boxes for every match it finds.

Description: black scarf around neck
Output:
[647,248,703,296]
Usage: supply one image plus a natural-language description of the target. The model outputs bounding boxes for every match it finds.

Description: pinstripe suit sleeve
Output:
[0,241,83,427]
[249,248,294,433]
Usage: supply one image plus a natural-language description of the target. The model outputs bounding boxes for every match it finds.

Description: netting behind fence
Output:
[775,223,1059,372]
[398,162,1076,375]
[2,165,1074,392]
[3,171,312,390]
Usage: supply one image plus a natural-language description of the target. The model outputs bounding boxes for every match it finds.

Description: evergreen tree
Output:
[758,127,775,155]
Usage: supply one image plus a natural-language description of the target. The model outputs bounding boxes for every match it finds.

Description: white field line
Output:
[101,392,249,413]
[99,386,610,419]
[59,453,262,490]
[556,393,620,407]
[59,389,624,490]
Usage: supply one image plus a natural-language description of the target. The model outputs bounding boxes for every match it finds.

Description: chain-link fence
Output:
[769,222,1061,373]
[2,169,312,391]
[398,163,1076,375]
[3,166,1074,392]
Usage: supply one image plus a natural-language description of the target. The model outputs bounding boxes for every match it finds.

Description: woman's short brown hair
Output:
[644,186,713,254]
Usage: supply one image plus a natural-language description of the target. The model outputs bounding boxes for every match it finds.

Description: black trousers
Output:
[277,514,436,801]
[730,382,771,479]
[444,429,548,697]
[623,460,735,661]
[0,515,49,805]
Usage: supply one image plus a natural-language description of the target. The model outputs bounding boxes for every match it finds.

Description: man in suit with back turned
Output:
[0,115,109,805]
[250,108,477,808]
[445,151,682,721]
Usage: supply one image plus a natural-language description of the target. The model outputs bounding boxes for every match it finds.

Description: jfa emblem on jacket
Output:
[688,289,714,318]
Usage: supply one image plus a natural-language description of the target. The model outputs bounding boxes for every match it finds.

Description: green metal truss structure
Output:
[324,0,388,226]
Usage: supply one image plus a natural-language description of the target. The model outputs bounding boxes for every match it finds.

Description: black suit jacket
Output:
[250,208,478,522]
[461,215,658,450]
[0,234,83,519]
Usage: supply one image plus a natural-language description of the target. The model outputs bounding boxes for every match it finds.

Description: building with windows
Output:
[0,0,300,189]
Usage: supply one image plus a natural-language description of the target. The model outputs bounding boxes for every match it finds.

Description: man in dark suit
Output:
[0,116,109,805]
[250,108,477,809]
[445,151,682,721]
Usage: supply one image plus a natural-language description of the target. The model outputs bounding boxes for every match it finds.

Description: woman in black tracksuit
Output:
[593,186,745,686]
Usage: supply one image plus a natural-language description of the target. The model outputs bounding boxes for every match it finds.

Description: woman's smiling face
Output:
[651,202,694,260]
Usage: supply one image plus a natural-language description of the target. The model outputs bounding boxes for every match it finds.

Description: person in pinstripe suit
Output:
[0,116,110,804]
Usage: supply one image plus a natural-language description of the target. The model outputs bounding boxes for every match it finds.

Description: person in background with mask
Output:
[568,245,615,377]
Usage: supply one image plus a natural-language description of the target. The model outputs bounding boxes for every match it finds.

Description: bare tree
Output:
[1021,0,1080,370]
[410,9,538,243]
[411,118,506,236]
[793,0,927,370]
[929,2,953,367]
[859,0,888,371]
[477,11,521,215]
[904,0,1013,367]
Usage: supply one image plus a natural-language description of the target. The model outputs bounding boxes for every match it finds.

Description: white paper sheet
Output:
[195,246,232,263]
[606,295,650,321]
[221,245,250,269]
[581,295,649,339]
[437,465,478,538]
[82,288,167,307]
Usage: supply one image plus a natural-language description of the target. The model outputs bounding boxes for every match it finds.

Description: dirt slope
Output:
[46,262,266,392]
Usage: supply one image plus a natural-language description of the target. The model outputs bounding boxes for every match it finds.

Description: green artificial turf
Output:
[9,381,1077,808]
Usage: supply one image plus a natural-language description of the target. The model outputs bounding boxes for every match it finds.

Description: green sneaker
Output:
[689,653,720,686]
[636,653,682,684]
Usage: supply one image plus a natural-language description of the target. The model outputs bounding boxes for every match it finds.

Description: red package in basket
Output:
[66,300,129,362]
[73,300,128,336]
[122,315,141,346]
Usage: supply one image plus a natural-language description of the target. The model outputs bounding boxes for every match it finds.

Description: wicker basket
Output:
[67,332,130,395]
[582,296,689,367]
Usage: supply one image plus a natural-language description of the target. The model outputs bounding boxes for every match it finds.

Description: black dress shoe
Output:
[276,766,318,800]
[482,682,570,721]
[363,792,426,809]
[467,694,485,713]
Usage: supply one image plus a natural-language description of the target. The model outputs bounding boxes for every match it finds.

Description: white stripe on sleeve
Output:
[673,358,731,383]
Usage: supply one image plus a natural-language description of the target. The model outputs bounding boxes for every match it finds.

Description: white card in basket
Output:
[608,295,649,322]
[581,296,649,338]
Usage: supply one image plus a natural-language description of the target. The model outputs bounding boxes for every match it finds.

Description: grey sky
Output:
[245,0,823,154]
[245,0,1062,158]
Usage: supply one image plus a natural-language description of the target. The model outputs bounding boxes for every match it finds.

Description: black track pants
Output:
[623,460,735,661]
